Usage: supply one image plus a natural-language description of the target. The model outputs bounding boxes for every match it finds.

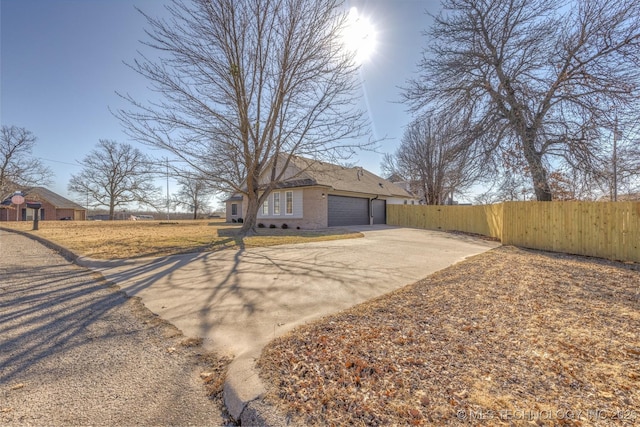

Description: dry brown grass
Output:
[259,246,640,426]
[0,219,362,259]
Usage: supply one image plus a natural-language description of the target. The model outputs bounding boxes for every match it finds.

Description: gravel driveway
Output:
[0,230,227,426]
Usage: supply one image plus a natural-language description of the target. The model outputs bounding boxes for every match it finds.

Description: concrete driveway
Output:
[80,226,499,360]
[80,225,500,421]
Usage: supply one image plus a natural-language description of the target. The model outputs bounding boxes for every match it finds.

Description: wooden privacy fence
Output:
[387,202,640,263]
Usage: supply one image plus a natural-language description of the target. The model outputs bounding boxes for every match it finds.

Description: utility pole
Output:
[166,157,170,220]
[613,114,618,202]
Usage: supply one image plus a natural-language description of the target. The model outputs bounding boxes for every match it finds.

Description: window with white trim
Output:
[285,191,293,215]
[231,203,238,216]
[262,199,269,215]
[273,192,280,215]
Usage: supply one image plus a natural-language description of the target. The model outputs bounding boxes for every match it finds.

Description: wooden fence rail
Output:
[387,202,640,263]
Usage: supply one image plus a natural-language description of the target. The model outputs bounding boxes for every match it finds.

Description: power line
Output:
[35,156,80,167]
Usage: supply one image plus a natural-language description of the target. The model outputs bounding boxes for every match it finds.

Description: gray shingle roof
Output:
[281,155,413,198]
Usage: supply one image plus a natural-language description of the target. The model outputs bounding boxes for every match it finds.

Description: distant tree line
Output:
[67,140,217,220]
[1,125,216,220]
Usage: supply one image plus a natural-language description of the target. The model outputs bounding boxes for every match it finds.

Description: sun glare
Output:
[342,7,377,64]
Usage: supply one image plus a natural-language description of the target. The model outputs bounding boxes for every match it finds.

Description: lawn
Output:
[259,246,640,426]
[0,219,362,259]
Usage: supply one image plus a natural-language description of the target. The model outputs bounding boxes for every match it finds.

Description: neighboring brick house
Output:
[225,155,417,228]
[0,187,86,221]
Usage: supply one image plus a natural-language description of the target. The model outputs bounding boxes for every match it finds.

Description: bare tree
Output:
[478,161,612,203]
[117,0,370,233]
[1,125,52,195]
[612,142,640,198]
[383,113,489,204]
[68,140,161,220]
[405,0,640,201]
[475,171,533,204]
[596,115,640,200]
[475,145,539,203]
[173,171,216,219]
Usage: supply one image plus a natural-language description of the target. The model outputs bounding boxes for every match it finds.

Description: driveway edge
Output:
[224,352,294,425]
[0,226,79,263]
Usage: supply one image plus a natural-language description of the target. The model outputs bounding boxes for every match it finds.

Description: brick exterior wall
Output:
[0,198,86,221]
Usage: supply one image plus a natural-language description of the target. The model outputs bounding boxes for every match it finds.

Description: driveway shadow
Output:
[0,262,130,384]
[0,230,228,425]
[80,227,499,359]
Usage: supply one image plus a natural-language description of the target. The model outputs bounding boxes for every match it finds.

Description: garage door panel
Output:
[372,199,386,224]
[328,195,369,226]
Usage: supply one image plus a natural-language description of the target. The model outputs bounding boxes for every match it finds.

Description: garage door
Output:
[372,199,386,224]
[328,195,369,226]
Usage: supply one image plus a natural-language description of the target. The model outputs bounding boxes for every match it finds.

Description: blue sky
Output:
[1,0,440,205]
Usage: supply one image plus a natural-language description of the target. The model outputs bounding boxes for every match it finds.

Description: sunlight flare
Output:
[342,7,377,64]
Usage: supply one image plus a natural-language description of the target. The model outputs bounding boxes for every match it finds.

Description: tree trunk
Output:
[239,193,259,235]
[522,135,553,201]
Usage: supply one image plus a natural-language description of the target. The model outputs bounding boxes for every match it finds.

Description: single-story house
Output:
[0,187,86,221]
[225,155,417,228]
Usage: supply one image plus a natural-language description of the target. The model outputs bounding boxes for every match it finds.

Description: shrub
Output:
[237,218,243,223]
[231,218,237,223]
[281,223,288,229]
[269,224,276,228]
[296,226,301,230]
[257,223,265,228]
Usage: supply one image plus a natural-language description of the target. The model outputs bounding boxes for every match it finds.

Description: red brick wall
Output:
[0,202,85,221]
[0,208,17,221]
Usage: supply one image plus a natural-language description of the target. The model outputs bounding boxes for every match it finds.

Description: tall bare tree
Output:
[1,125,52,195]
[383,113,489,204]
[117,0,370,233]
[405,0,640,201]
[173,171,216,219]
[596,115,640,200]
[68,140,160,220]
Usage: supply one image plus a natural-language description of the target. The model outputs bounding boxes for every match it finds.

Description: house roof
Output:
[2,187,86,210]
[281,155,413,198]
